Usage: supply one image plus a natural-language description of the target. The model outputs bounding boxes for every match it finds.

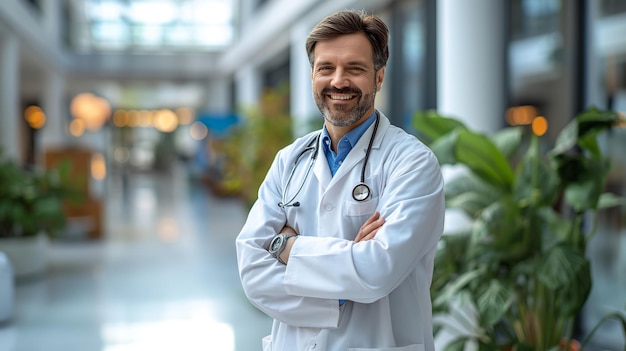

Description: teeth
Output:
[330,95,353,100]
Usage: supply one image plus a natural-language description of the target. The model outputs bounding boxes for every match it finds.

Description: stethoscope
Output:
[278,111,380,208]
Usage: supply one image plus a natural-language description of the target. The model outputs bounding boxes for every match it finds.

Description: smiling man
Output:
[236,10,445,351]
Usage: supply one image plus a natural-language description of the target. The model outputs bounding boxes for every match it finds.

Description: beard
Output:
[313,85,376,127]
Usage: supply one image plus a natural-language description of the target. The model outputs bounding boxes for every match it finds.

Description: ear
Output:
[376,66,386,92]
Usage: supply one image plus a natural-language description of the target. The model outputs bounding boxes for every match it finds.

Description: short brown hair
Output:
[305,10,389,71]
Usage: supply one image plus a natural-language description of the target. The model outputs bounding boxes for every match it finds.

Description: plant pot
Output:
[559,339,581,351]
[0,233,49,281]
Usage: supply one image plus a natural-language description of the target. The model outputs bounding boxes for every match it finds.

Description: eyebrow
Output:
[314,60,371,68]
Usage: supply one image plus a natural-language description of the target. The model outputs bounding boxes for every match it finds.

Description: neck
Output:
[324,109,376,151]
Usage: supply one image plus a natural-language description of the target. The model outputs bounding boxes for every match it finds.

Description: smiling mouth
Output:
[327,94,357,101]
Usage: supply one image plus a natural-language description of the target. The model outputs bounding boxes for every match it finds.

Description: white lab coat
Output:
[236,112,445,351]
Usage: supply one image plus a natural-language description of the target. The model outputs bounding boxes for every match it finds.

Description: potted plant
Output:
[215,84,294,207]
[412,107,626,350]
[0,149,78,279]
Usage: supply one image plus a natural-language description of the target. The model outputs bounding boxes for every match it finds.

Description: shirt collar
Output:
[321,110,378,152]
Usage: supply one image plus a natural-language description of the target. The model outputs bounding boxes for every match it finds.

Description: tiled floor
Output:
[1,160,625,351]
[0,163,272,351]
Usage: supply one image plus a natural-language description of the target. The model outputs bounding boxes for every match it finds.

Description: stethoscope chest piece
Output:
[352,183,371,201]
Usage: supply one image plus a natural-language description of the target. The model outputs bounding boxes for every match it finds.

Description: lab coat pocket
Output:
[344,196,379,217]
[348,343,424,351]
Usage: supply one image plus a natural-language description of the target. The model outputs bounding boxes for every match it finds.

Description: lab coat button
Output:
[324,204,334,211]
[309,341,317,349]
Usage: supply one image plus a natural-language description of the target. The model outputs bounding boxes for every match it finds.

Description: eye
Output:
[348,66,366,74]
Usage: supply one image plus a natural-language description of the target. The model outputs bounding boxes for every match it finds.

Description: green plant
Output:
[0,150,78,238]
[218,84,294,207]
[413,107,626,350]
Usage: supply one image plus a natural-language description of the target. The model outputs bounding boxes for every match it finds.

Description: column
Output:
[437,0,507,134]
[235,64,261,110]
[0,34,21,161]
[42,0,61,47]
[435,2,507,349]
[38,70,67,158]
[290,22,319,137]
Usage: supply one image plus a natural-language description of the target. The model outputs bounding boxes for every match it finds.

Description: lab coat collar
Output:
[313,111,390,190]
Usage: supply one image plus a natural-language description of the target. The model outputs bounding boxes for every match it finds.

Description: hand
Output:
[354,211,385,243]
[277,226,298,264]
[280,226,298,236]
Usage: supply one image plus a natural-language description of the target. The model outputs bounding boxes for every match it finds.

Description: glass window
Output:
[580,2,626,349]
[388,0,433,131]
[507,0,572,142]
[74,0,236,52]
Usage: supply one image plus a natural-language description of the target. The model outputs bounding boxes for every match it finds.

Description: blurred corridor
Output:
[0,163,272,351]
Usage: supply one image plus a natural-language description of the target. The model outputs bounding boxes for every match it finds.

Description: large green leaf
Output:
[434,268,484,308]
[576,107,619,137]
[537,244,589,290]
[490,127,523,159]
[537,207,572,251]
[476,279,514,326]
[471,199,532,264]
[412,110,466,144]
[514,150,559,208]
[597,192,626,209]
[537,245,591,316]
[430,129,462,165]
[455,130,515,191]
[551,119,578,156]
[563,157,610,211]
[552,107,619,157]
[445,174,500,219]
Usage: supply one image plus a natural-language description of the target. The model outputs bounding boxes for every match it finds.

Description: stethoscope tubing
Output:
[278,138,319,208]
[279,111,380,208]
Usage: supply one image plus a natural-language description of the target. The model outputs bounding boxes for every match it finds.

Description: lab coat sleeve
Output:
[284,143,445,303]
[235,146,340,328]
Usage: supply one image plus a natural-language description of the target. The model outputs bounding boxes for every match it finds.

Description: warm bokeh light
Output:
[24,105,46,129]
[189,121,208,140]
[532,116,548,136]
[139,110,153,127]
[128,110,140,127]
[70,93,112,131]
[176,107,195,125]
[113,110,129,127]
[153,109,179,132]
[91,153,107,181]
[506,105,537,126]
[69,119,86,137]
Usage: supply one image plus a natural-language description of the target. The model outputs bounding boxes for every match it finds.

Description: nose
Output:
[330,68,349,88]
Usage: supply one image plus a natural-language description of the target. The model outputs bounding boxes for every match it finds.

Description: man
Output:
[236,9,444,351]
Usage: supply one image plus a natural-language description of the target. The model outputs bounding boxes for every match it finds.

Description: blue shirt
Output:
[321,111,377,177]
[321,111,377,306]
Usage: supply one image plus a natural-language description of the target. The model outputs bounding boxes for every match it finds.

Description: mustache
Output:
[321,87,362,95]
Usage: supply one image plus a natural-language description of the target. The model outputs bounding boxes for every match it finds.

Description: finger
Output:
[357,228,380,243]
[355,217,383,242]
[354,212,380,241]
[364,212,380,225]
[355,218,384,242]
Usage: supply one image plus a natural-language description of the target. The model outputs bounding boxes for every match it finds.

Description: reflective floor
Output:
[0,163,272,351]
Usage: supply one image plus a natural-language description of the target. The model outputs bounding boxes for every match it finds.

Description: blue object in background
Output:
[196,112,240,139]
